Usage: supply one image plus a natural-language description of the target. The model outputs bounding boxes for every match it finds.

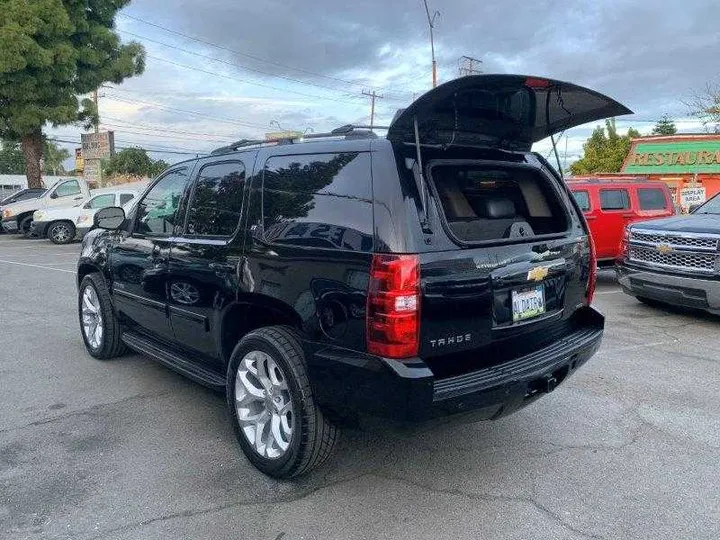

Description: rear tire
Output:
[48,221,76,244]
[227,325,338,478]
[78,273,126,359]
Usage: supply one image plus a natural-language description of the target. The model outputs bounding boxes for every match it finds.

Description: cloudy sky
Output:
[49,0,720,170]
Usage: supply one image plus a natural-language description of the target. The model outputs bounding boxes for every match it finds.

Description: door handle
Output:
[622,214,634,218]
[209,262,236,274]
[585,215,597,220]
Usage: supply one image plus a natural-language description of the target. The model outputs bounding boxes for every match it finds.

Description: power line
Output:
[120,29,360,97]
[117,13,413,102]
[47,137,204,156]
[145,54,368,106]
[118,13,376,90]
[100,125,234,144]
[103,93,269,130]
[101,115,238,139]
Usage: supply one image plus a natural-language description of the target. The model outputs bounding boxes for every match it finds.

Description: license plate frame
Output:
[511,285,546,323]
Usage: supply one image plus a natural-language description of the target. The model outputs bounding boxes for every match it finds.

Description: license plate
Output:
[511,285,546,322]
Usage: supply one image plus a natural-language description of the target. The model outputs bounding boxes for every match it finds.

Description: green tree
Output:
[0,1,145,188]
[0,140,25,174]
[42,139,70,175]
[651,114,678,136]
[103,147,167,178]
[570,119,641,175]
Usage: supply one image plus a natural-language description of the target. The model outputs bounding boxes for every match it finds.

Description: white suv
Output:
[33,188,140,244]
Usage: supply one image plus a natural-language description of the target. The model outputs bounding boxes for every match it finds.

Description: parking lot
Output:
[0,235,718,540]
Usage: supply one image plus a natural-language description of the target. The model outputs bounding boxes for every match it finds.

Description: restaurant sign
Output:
[623,140,720,174]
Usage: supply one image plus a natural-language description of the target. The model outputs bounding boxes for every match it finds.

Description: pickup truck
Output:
[617,192,720,314]
[1,178,92,236]
[31,186,142,244]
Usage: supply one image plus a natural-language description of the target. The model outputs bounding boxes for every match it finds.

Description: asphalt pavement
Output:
[0,235,718,540]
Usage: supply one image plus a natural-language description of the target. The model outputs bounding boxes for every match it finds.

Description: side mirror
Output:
[94,206,126,230]
[689,204,702,214]
[50,191,59,199]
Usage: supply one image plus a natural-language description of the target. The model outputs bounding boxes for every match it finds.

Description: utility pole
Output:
[93,89,100,134]
[362,90,383,128]
[458,55,483,77]
[422,0,440,88]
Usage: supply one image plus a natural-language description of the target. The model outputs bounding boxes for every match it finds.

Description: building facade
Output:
[620,134,720,210]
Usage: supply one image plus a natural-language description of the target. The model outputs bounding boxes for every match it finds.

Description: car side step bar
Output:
[122,332,226,391]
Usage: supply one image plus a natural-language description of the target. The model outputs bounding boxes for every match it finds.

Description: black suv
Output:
[77,75,629,478]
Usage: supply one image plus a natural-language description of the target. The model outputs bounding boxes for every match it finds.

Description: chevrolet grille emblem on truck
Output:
[656,243,673,255]
[527,266,549,282]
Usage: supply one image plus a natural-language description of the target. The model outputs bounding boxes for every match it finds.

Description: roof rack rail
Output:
[210,124,391,155]
[210,139,265,155]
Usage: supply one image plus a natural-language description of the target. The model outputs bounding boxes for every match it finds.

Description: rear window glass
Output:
[600,189,630,210]
[429,165,568,243]
[572,190,591,211]
[262,152,373,251]
[638,188,667,210]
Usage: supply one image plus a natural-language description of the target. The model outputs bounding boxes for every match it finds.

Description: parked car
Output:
[77,75,629,478]
[617,192,720,314]
[32,187,140,244]
[1,178,92,236]
[0,188,46,234]
[568,178,675,266]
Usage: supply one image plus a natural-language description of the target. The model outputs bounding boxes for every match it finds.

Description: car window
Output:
[54,180,81,197]
[600,189,630,210]
[186,161,245,237]
[261,152,373,251]
[134,168,190,236]
[637,188,668,210]
[572,190,591,211]
[119,193,135,206]
[88,194,116,209]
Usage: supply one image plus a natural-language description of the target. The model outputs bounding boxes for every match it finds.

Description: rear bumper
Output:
[616,262,720,314]
[307,307,604,423]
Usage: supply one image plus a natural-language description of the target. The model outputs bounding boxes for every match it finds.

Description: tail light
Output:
[586,234,597,304]
[366,254,420,359]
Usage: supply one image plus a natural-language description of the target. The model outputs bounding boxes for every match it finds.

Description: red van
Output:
[568,178,675,265]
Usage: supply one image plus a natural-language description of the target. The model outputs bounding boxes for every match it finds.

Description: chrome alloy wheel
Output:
[235,350,294,459]
[81,285,104,350]
[51,223,72,243]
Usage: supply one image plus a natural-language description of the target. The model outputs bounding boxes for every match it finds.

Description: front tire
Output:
[19,215,33,237]
[48,221,76,244]
[227,326,338,478]
[78,273,126,359]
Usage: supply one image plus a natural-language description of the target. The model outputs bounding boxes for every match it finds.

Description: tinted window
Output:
[263,152,371,199]
[600,189,630,210]
[262,153,373,251]
[88,194,116,209]
[572,190,591,211]
[135,168,189,235]
[55,180,81,197]
[186,161,245,236]
[638,188,667,210]
[15,191,43,202]
[119,193,135,206]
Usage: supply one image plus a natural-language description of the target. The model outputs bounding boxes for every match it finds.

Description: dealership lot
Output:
[0,236,718,540]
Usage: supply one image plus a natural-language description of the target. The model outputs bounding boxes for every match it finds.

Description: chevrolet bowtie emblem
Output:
[656,243,673,255]
[527,266,549,282]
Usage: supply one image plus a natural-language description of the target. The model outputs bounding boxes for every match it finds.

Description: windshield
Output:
[693,194,720,215]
